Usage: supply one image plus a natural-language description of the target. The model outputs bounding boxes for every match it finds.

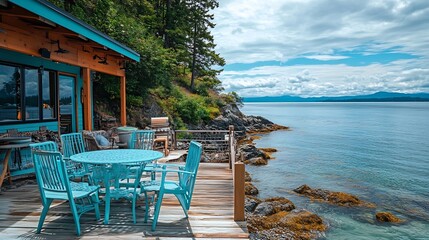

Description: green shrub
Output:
[175,97,210,124]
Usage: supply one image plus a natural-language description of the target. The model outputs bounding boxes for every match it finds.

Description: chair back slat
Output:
[129,130,155,150]
[32,151,69,193]
[60,133,89,174]
[181,141,202,208]
[61,133,86,158]
[29,141,58,152]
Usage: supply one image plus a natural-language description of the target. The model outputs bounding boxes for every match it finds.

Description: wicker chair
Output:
[82,130,118,151]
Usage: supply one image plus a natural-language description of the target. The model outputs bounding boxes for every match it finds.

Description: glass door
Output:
[58,74,76,133]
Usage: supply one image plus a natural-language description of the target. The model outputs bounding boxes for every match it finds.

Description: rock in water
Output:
[258,147,278,152]
[293,184,375,207]
[245,196,262,213]
[253,197,296,216]
[244,171,252,182]
[239,144,264,160]
[244,157,268,166]
[376,212,403,223]
[247,209,327,240]
[245,182,259,195]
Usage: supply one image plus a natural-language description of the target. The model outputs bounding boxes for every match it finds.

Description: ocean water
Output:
[241,102,429,240]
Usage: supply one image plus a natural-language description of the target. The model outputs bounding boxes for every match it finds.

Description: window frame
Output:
[0,61,59,125]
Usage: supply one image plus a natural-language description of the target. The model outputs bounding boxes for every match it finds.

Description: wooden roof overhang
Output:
[0,0,140,77]
[0,0,140,129]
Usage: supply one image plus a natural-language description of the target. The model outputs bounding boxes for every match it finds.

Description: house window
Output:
[0,62,57,124]
[25,68,39,120]
[0,64,20,122]
[42,71,57,120]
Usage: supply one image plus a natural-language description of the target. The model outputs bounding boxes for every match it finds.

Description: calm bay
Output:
[241,102,429,239]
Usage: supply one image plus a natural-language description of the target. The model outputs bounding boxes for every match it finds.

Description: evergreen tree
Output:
[47,0,231,126]
[186,0,225,90]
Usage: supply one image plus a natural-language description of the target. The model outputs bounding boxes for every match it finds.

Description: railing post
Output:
[172,129,177,150]
[233,161,245,221]
[229,125,235,170]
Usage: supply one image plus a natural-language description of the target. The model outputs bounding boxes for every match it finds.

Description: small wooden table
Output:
[0,141,32,190]
[154,136,169,156]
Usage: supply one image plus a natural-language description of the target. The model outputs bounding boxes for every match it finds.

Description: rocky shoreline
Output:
[239,130,404,239]
[241,134,328,239]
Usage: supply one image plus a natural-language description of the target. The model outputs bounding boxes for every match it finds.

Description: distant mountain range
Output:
[243,92,429,102]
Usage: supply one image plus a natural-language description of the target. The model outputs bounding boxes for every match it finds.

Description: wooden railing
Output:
[173,126,238,166]
[172,126,245,221]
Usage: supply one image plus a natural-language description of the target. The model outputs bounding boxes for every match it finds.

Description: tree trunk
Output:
[190,20,197,91]
[164,0,172,48]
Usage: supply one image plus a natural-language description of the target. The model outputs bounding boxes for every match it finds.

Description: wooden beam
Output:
[82,67,92,130]
[120,75,126,126]
[0,17,127,77]
[233,162,245,221]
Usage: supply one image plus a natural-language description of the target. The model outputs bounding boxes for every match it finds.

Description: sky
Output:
[211,0,429,97]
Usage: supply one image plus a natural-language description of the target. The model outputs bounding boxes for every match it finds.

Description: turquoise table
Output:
[70,149,163,224]
[0,137,32,190]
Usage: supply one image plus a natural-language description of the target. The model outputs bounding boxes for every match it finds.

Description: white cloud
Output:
[212,0,429,96]
[220,59,429,97]
[304,55,350,61]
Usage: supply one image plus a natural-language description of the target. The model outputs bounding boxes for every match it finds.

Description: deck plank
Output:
[0,163,249,239]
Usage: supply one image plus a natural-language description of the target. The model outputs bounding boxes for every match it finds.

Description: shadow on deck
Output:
[0,163,248,239]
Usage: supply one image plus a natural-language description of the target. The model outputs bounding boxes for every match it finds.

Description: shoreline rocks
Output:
[245,182,259,195]
[205,103,289,136]
[239,141,279,165]
[244,173,327,239]
[244,157,268,166]
[246,196,327,240]
[294,184,375,208]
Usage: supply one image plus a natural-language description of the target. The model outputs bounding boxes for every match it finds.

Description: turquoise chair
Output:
[141,141,203,230]
[29,141,58,151]
[32,150,100,236]
[116,130,156,223]
[128,130,155,150]
[128,130,157,181]
[61,133,91,181]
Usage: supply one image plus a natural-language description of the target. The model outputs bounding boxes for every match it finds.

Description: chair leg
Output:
[37,199,53,234]
[175,194,189,218]
[132,191,137,224]
[69,199,81,236]
[143,191,149,223]
[151,191,164,231]
[92,193,101,220]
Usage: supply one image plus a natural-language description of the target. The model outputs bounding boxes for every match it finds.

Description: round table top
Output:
[70,149,163,164]
[0,142,33,150]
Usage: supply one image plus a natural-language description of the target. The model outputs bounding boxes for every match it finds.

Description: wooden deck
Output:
[0,163,248,239]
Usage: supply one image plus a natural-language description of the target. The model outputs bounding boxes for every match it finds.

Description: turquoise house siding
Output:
[0,48,85,177]
[1,0,139,184]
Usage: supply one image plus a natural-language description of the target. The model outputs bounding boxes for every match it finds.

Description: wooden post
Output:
[120,75,127,126]
[229,125,235,169]
[233,161,245,221]
[82,68,92,130]
[173,130,177,150]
